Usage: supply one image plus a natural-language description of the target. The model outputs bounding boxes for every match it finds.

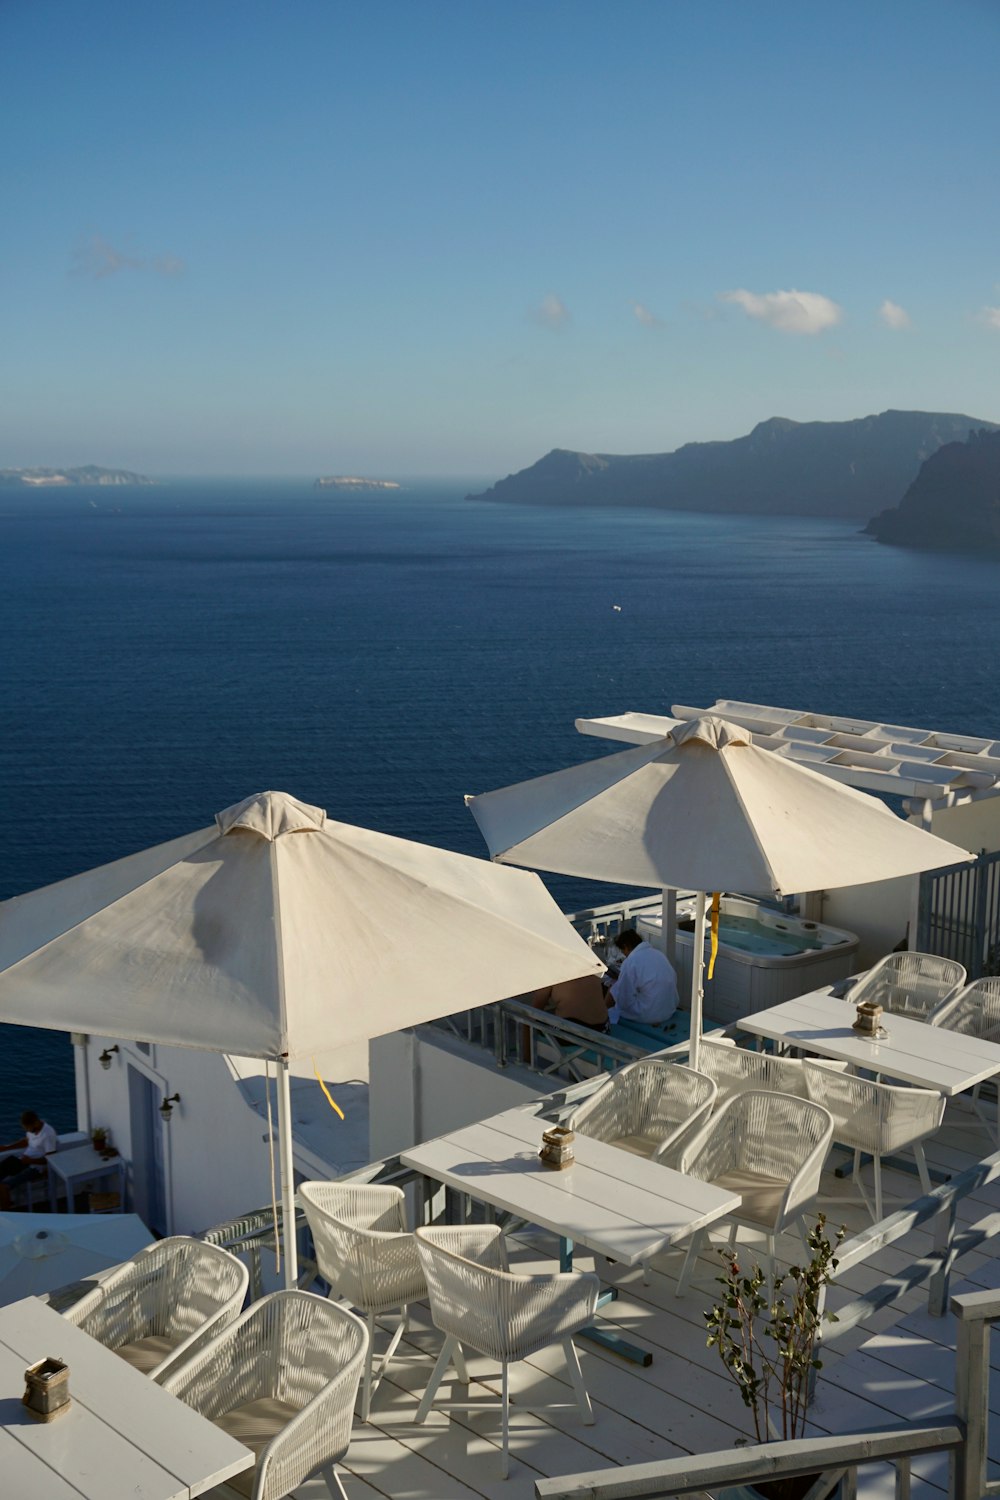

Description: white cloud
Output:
[632,302,663,328]
[532,293,570,329]
[73,234,185,279]
[977,305,1000,332]
[719,287,843,335]
[879,299,911,329]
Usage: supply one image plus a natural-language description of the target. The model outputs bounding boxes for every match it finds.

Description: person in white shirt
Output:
[0,1111,58,1210]
[606,928,679,1027]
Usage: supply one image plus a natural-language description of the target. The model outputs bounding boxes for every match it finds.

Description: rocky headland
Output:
[0,465,153,486]
[468,410,996,521]
[865,428,1000,552]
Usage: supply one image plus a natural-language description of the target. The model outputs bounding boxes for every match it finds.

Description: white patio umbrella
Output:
[466,716,975,1067]
[0,1210,152,1304]
[0,791,603,1284]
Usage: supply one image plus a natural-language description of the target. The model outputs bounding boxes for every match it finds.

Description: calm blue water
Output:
[3,477,1000,1139]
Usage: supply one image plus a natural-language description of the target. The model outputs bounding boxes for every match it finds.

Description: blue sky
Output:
[3,0,998,477]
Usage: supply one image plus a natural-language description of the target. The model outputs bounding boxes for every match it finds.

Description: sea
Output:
[3,476,1000,1141]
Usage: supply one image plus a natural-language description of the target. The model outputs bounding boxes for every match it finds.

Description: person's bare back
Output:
[530,974,609,1027]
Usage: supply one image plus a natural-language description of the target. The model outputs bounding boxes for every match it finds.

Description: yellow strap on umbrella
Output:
[312,1059,345,1120]
[708,892,721,980]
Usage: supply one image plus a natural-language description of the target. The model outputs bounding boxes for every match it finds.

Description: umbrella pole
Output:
[688,891,707,1071]
[275,1058,298,1289]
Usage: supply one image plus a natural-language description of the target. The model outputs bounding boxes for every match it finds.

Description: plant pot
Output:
[720,1469,842,1500]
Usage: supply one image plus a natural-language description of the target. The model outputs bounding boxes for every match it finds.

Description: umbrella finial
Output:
[670,716,752,752]
[216,792,326,841]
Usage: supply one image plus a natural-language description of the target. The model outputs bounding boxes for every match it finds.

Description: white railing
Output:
[533,1423,962,1500]
[533,1282,1000,1499]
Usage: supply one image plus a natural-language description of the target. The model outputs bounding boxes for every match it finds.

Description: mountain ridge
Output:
[467,410,998,520]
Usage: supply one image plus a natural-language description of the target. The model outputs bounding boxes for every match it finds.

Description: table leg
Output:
[559,1237,652,1367]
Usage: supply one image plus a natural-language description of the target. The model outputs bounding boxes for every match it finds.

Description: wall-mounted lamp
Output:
[159,1093,181,1123]
[98,1045,120,1071]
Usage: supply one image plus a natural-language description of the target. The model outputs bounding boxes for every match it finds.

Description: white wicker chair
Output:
[160,1289,368,1500]
[803,1061,945,1222]
[63,1235,248,1380]
[414,1224,599,1479]
[567,1059,717,1165]
[930,978,1000,1141]
[299,1180,426,1422]
[847,952,966,1021]
[694,1035,813,1102]
[674,1090,833,1296]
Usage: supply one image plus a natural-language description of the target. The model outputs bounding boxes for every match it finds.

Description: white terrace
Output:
[160,1026,1000,1500]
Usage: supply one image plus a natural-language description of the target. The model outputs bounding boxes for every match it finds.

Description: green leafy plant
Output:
[705,1215,845,1444]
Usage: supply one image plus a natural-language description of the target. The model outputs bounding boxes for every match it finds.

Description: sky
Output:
[2,0,999,478]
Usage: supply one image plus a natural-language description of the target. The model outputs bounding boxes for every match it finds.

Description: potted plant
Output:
[705,1215,845,1500]
[91,1127,108,1154]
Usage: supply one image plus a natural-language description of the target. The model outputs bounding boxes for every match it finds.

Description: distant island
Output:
[0,465,153,487]
[467,410,997,522]
[866,428,1000,552]
[314,476,400,491]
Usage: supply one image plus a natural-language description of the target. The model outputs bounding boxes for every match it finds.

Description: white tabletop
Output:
[400,1104,740,1266]
[47,1146,125,1212]
[0,1297,252,1500]
[738,987,1000,1096]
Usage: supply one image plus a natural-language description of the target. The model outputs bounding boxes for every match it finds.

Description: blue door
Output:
[128,1065,167,1234]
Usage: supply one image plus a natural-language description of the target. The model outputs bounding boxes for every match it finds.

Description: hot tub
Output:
[635,896,858,1027]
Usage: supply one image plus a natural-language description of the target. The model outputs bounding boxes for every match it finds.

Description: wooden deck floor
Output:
[275,1102,1000,1500]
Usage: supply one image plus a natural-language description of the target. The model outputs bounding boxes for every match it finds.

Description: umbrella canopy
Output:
[467,716,975,1068]
[0,1211,152,1305]
[467,716,973,898]
[0,790,603,1058]
[0,790,603,1285]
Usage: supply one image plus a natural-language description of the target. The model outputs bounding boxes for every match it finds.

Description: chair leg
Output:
[360,1311,376,1422]
[414,1334,457,1424]
[500,1361,509,1479]
[796,1218,811,1257]
[913,1142,932,1196]
[451,1341,469,1384]
[852,1148,876,1223]
[675,1229,705,1296]
[873,1153,884,1225]
[321,1463,350,1500]
[562,1338,594,1424]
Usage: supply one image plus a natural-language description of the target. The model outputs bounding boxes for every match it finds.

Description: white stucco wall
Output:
[369,1028,544,1163]
[817,874,913,970]
[82,1037,280,1237]
[933,794,1000,856]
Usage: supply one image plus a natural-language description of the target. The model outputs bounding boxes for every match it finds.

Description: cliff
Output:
[468,410,997,520]
[0,465,153,486]
[865,428,1000,552]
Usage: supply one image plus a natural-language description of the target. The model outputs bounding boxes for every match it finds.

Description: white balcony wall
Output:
[369,1026,542,1163]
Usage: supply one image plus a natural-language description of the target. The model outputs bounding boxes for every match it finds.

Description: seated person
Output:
[529,973,611,1034]
[604,928,678,1027]
[0,1110,58,1210]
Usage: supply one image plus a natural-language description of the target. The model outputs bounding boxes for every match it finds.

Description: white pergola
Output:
[576,699,1000,816]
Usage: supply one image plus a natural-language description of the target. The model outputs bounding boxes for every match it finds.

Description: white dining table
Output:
[400,1103,740,1364]
[737,986,1000,1096]
[401,1103,740,1266]
[47,1144,127,1215]
[0,1295,253,1500]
